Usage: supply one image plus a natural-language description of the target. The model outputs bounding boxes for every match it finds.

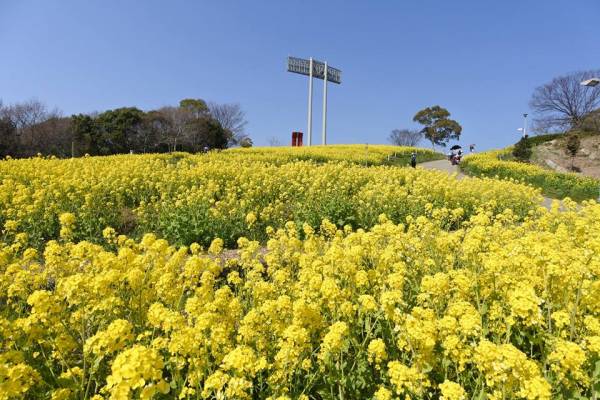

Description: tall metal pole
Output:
[307,57,313,146]
[322,61,328,145]
[523,113,528,137]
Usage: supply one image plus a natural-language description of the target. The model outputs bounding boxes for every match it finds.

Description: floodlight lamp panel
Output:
[581,78,600,87]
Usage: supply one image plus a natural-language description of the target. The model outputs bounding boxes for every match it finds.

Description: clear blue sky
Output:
[1,1,598,149]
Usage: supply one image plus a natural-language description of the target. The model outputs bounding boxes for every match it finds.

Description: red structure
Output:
[292,131,303,147]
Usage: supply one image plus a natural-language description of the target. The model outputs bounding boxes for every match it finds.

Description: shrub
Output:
[565,133,581,171]
[512,137,532,162]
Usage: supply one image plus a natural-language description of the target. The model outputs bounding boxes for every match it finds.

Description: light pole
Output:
[322,61,328,145]
[523,113,528,138]
[307,57,314,146]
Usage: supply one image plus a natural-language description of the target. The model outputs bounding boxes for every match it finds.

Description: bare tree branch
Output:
[388,129,423,146]
[530,69,600,132]
[208,102,248,145]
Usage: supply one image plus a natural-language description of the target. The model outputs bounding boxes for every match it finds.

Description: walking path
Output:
[419,159,555,209]
[419,159,465,178]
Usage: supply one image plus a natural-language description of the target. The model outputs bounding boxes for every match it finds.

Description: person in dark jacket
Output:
[410,152,417,168]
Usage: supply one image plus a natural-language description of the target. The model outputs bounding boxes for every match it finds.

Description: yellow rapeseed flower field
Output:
[461,149,600,201]
[0,145,599,399]
[222,144,441,166]
[0,147,537,249]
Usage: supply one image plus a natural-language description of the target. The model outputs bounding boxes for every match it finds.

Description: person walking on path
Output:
[410,152,417,168]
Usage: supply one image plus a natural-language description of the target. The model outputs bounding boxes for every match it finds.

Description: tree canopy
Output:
[413,106,462,149]
[388,129,422,147]
[0,98,248,158]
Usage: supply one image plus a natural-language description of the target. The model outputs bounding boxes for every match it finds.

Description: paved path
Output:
[419,159,465,178]
[418,159,556,209]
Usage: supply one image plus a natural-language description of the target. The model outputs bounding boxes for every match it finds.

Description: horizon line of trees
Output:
[0,98,251,158]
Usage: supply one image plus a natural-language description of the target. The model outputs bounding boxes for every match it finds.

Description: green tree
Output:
[512,137,532,162]
[179,98,209,117]
[185,117,229,151]
[580,109,600,134]
[0,116,17,157]
[239,136,253,148]
[413,106,462,149]
[71,114,98,155]
[96,107,144,154]
[565,133,581,171]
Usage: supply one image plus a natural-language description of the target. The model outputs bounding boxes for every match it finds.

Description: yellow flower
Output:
[439,380,466,400]
[245,212,257,226]
[318,321,348,362]
[387,361,429,396]
[104,345,168,399]
[208,238,224,255]
[367,338,387,366]
[508,284,543,327]
[58,212,76,227]
[51,388,72,400]
[548,340,588,386]
[358,295,378,313]
[373,386,392,400]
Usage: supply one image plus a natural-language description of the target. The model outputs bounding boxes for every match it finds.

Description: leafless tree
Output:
[34,117,72,156]
[388,128,423,146]
[0,99,62,156]
[208,102,248,145]
[529,69,600,132]
[135,111,170,153]
[4,99,58,130]
[157,106,193,152]
[268,136,281,146]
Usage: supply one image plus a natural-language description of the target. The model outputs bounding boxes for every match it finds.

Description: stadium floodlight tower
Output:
[287,56,342,146]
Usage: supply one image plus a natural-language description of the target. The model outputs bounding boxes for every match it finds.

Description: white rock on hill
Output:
[545,159,567,173]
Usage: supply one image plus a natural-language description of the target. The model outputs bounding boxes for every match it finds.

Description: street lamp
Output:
[581,78,600,87]
[522,113,528,138]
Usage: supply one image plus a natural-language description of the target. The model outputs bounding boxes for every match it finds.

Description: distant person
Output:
[203,146,209,153]
[469,144,475,153]
[410,152,417,168]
